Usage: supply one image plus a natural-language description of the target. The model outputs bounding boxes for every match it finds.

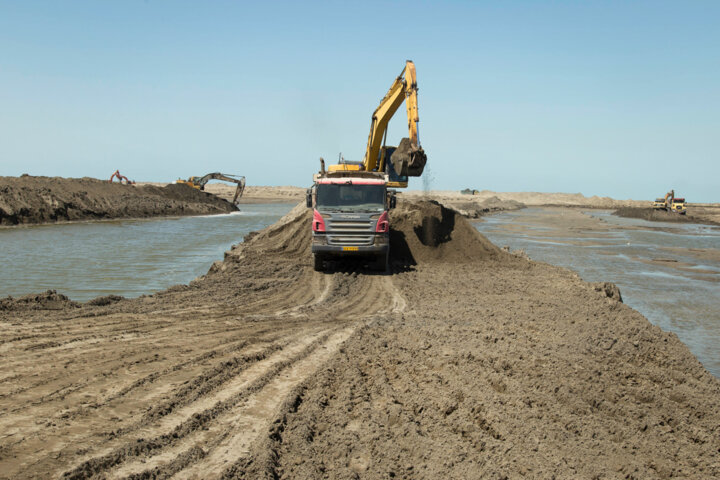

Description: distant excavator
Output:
[176,173,246,204]
[109,170,135,185]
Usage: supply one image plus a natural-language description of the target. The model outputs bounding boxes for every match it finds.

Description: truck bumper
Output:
[311,235,389,256]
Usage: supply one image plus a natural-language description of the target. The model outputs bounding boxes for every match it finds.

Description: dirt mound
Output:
[480,195,525,211]
[426,196,525,219]
[85,294,125,306]
[0,175,237,225]
[391,200,502,265]
[0,290,80,311]
[591,281,624,302]
[613,207,719,226]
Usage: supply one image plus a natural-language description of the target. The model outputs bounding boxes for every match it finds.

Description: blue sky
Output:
[1,1,718,201]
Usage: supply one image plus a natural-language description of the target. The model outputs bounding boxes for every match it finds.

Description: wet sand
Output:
[474,207,720,379]
[1,200,719,479]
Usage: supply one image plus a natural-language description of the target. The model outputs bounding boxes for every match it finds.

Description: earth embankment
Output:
[0,176,237,226]
[614,206,720,226]
[1,200,718,479]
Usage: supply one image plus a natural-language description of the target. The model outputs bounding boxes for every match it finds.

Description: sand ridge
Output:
[0,176,237,225]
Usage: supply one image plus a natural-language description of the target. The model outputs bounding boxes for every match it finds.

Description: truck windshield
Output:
[316,184,385,212]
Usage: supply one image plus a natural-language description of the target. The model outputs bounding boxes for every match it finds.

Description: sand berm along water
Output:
[0,175,236,225]
[0,199,718,479]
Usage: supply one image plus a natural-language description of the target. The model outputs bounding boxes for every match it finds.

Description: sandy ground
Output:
[688,204,720,224]
[192,184,645,209]
[0,176,236,226]
[120,181,720,224]
[1,200,719,479]
[404,189,648,208]
[205,184,306,204]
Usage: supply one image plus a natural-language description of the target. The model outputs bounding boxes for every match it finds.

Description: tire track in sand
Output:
[62,327,335,479]
[125,326,357,480]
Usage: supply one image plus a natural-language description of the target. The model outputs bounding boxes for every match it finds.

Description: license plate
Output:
[342,246,359,251]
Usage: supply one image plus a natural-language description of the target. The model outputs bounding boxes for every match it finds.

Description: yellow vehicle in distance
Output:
[652,189,687,214]
[671,197,687,215]
[652,198,667,210]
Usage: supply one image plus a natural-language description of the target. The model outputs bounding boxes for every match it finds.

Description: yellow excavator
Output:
[176,173,246,204]
[653,190,674,210]
[328,60,427,187]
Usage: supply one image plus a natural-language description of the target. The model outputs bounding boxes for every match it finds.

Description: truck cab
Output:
[653,198,667,210]
[307,173,396,272]
[671,198,686,214]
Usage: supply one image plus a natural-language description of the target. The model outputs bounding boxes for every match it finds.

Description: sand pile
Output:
[391,200,502,264]
[0,175,237,225]
[443,196,526,218]
[0,290,79,311]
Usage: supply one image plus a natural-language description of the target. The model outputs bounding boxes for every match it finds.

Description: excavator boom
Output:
[109,170,135,185]
[362,60,426,180]
[177,173,246,204]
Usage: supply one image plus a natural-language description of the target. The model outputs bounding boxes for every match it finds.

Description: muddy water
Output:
[474,207,720,377]
[0,204,295,302]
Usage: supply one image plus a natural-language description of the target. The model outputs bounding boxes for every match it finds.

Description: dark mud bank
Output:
[0,175,237,226]
[613,207,719,226]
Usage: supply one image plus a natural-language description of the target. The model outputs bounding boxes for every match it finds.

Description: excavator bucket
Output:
[390,137,427,177]
[231,177,246,204]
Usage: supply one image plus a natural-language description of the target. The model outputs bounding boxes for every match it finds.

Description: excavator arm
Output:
[363,60,426,178]
[180,173,246,204]
[663,190,675,208]
[109,170,135,185]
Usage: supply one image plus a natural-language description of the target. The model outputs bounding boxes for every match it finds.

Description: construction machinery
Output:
[176,173,246,204]
[671,197,687,214]
[109,170,135,185]
[652,190,687,214]
[326,60,427,188]
[307,60,427,271]
[652,198,667,210]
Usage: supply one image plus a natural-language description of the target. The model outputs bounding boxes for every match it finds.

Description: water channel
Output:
[0,204,295,302]
[474,208,720,377]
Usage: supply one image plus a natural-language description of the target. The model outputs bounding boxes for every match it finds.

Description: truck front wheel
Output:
[313,254,324,272]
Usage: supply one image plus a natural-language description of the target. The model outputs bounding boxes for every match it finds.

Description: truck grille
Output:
[325,216,376,246]
[327,235,374,246]
[327,219,373,233]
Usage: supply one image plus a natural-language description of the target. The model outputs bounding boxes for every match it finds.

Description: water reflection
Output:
[0,204,295,302]
[474,208,720,378]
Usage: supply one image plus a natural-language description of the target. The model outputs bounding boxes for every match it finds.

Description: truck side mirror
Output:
[389,195,397,209]
[306,190,313,208]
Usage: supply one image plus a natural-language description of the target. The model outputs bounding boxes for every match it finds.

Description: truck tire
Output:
[372,251,389,272]
[313,254,324,272]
